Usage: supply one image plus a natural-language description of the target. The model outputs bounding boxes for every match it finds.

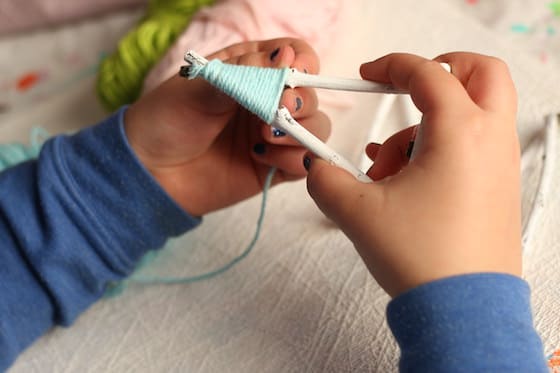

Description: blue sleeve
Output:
[0,108,201,370]
[386,273,548,373]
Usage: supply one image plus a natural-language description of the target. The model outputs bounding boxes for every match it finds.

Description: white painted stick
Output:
[521,113,557,251]
[273,108,372,183]
[184,50,208,65]
[285,69,406,94]
[285,63,451,93]
[358,95,397,170]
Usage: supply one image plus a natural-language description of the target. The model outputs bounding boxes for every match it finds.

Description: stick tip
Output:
[184,50,208,66]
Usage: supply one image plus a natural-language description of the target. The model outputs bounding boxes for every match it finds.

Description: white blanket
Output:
[2,1,560,371]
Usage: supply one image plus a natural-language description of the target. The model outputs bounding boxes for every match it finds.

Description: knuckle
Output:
[417,59,444,74]
[485,56,510,74]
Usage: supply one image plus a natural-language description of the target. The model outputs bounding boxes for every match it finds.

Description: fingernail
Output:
[303,155,311,171]
[270,48,280,62]
[295,97,303,111]
[406,140,415,158]
[253,143,266,155]
[272,128,286,137]
[179,65,191,78]
[303,68,308,74]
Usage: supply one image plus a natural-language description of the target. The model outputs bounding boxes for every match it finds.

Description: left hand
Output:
[125,38,331,216]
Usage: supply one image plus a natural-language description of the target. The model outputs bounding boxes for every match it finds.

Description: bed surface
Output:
[2,1,560,371]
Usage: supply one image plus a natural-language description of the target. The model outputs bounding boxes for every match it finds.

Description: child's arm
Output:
[0,110,190,370]
[0,38,329,370]
[387,273,543,372]
[305,52,548,371]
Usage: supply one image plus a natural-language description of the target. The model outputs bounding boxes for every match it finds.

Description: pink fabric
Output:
[0,0,145,35]
[143,0,344,92]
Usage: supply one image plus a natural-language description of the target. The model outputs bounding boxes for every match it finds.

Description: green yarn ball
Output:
[97,0,215,111]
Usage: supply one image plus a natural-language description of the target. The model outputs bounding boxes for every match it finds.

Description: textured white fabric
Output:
[0,0,145,35]
[1,1,559,371]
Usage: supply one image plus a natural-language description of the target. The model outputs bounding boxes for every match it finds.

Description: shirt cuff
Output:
[386,273,547,372]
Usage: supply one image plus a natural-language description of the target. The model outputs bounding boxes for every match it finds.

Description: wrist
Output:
[386,273,546,372]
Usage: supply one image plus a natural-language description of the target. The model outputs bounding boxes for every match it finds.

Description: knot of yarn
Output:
[186,61,206,79]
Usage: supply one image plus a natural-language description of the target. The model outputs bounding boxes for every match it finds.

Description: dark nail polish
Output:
[270,48,280,61]
[303,68,308,74]
[406,140,415,158]
[303,155,311,171]
[179,65,191,78]
[272,128,286,137]
[253,143,266,155]
[295,97,303,111]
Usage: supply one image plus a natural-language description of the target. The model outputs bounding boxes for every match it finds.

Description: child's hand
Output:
[125,38,330,216]
[306,52,520,297]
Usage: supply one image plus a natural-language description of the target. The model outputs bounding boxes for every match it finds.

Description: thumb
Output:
[306,156,383,230]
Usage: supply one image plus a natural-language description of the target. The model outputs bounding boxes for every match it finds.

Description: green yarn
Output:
[97,0,215,111]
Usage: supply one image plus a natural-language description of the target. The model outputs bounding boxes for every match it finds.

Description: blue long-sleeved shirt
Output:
[387,273,547,372]
[0,109,548,372]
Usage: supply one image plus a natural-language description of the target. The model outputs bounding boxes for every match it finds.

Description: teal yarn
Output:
[0,127,49,170]
[188,60,289,123]
[105,167,277,296]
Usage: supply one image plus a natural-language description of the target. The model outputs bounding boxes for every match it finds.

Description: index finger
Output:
[207,38,320,74]
[435,52,517,113]
[360,53,473,117]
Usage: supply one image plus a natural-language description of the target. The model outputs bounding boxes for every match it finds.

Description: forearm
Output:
[0,108,199,370]
[387,273,547,372]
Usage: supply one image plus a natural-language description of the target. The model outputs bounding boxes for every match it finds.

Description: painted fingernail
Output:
[272,128,286,137]
[295,97,303,111]
[253,143,266,155]
[179,65,191,78]
[406,140,415,158]
[303,68,308,74]
[303,155,312,171]
[270,48,280,62]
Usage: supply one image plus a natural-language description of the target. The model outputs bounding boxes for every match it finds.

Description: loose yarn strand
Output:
[105,167,276,294]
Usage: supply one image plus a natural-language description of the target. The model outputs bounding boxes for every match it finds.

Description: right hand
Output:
[305,52,521,297]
